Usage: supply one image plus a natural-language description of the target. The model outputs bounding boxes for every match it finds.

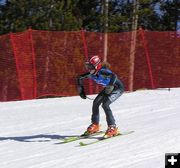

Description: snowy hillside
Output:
[0,88,180,168]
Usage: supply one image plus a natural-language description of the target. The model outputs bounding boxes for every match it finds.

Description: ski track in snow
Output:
[0,88,180,168]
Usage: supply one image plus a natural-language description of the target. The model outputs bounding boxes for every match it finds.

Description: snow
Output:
[0,88,180,168]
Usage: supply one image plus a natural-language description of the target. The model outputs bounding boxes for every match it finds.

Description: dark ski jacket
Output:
[77,67,124,91]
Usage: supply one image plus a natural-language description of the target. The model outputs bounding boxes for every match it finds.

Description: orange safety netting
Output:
[0,29,179,101]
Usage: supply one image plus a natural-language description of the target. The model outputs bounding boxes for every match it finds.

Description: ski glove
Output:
[77,76,87,99]
[77,85,87,99]
[105,85,114,94]
[80,91,86,99]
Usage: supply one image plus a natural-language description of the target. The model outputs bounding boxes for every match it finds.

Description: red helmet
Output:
[89,55,102,71]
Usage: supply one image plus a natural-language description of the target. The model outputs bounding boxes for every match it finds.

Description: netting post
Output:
[129,30,138,92]
[139,28,155,89]
[10,32,24,100]
[81,29,93,95]
[28,27,37,98]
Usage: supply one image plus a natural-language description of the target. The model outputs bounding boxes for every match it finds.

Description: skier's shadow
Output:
[0,134,79,143]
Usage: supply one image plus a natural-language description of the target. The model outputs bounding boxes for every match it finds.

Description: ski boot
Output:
[103,125,120,138]
[81,123,100,136]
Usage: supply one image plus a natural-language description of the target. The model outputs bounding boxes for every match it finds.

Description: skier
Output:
[77,55,125,138]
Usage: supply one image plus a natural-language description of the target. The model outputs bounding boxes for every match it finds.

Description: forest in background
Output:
[0,0,179,35]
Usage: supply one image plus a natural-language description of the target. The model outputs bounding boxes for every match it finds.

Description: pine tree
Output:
[0,0,82,34]
[160,0,180,31]
[0,0,179,34]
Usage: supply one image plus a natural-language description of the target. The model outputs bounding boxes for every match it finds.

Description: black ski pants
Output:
[91,88,123,126]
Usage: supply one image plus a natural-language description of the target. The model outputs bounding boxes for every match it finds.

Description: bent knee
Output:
[102,102,110,110]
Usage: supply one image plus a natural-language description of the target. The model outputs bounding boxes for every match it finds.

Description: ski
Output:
[57,131,105,144]
[79,130,134,146]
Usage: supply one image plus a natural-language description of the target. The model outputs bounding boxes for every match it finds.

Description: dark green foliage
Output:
[159,0,180,31]
[0,0,179,35]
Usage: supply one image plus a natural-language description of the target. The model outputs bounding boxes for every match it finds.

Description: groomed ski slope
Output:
[0,88,180,168]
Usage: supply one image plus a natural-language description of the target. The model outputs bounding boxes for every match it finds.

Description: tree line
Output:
[0,0,179,35]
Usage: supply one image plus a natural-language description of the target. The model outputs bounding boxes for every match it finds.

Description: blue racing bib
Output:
[90,68,112,86]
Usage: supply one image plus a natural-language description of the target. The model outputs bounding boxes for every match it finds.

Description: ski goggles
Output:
[85,62,95,70]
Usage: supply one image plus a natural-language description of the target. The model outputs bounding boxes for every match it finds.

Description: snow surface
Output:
[0,88,180,168]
